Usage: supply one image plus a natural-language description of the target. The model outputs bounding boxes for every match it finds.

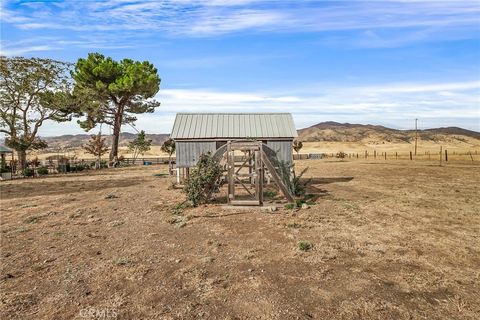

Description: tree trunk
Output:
[17,150,27,172]
[110,109,123,163]
[132,148,138,164]
[168,155,172,175]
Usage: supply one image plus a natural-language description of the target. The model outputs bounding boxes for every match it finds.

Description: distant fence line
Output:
[293,149,479,163]
[1,157,174,179]
[2,149,478,180]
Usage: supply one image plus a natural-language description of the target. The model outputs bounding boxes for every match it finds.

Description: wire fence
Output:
[293,149,480,164]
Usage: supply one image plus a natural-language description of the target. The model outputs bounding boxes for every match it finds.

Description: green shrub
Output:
[277,162,311,197]
[171,202,190,215]
[336,151,347,159]
[284,203,295,210]
[298,241,313,252]
[183,153,223,207]
[291,167,311,197]
[0,166,11,174]
[23,167,34,177]
[263,190,277,198]
[57,164,71,173]
[37,166,49,175]
[73,165,85,171]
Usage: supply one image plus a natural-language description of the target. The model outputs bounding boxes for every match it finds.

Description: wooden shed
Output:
[170,113,298,169]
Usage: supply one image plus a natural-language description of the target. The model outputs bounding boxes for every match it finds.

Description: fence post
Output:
[410,151,412,160]
[385,152,387,160]
[374,150,376,159]
[445,149,448,162]
[395,152,398,159]
[440,146,442,166]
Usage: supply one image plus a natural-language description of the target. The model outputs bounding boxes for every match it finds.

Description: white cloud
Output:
[34,79,479,136]
[2,0,479,55]
[3,0,479,38]
[0,45,56,56]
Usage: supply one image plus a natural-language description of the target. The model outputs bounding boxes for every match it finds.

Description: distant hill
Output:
[297,122,480,145]
[6,122,477,152]
[41,132,170,151]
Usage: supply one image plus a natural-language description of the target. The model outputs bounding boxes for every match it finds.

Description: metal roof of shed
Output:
[170,113,297,139]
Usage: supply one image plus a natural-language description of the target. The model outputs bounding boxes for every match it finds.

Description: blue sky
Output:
[1,0,480,136]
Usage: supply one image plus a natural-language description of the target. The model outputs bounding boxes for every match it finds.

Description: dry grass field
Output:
[301,140,480,155]
[1,160,479,319]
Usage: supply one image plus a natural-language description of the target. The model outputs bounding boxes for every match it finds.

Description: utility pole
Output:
[414,118,418,156]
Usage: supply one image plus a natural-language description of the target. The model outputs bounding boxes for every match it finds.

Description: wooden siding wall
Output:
[176,141,217,168]
[266,140,293,164]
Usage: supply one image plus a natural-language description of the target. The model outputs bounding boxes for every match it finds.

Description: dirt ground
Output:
[1,160,479,319]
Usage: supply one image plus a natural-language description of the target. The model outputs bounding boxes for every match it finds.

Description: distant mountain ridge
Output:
[297,121,480,144]
[41,132,170,151]
[3,122,478,151]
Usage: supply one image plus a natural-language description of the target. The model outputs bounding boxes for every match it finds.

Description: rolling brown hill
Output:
[41,132,170,151]
[20,122,478,154]
[297,121,480,145]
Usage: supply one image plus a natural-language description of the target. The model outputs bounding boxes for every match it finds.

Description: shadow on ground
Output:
[309,177,354,185]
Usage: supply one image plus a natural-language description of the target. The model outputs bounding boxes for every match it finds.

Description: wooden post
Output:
[374,150,376,159]
[356,153,358,159]
[248,150,253,185]
[384,152,387,160]
[410,151,412,160]
[414,118,418,156]
[395,152,398,159]
[469,152,474,162]
[227,143,234,204]
[257,147,263,205]
[365,150,367,159]
[439,146,442,166]
[445,149,448,162]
